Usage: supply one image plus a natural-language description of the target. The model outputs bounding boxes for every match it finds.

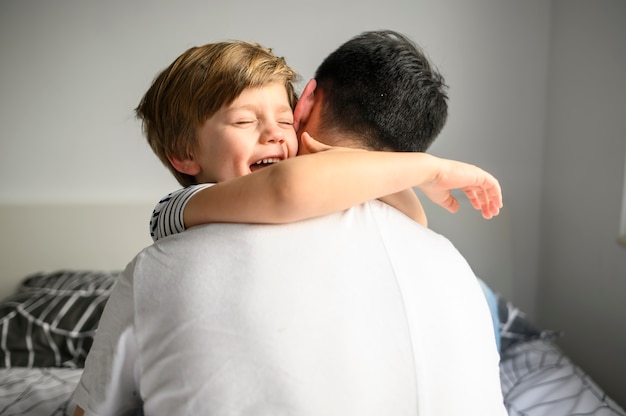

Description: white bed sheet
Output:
[0,367,81,416]
[501,339,626,416]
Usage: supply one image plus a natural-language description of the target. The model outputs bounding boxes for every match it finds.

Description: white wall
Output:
[0,0,551,314]
[538,0,626,406]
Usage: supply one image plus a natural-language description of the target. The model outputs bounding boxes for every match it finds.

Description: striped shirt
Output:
[150,183,213,241]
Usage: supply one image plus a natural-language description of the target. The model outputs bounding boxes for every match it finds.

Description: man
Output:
[74,31,506,415]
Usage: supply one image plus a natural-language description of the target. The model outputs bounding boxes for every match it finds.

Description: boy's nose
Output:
[260,124,285,144]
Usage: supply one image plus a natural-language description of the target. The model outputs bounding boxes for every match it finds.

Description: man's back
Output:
[78,201,506,415]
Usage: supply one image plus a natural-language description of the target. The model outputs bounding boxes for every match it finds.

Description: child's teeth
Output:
[257,158,278,165]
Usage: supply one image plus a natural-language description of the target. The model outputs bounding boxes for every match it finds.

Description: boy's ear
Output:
[293,79,317,134]
[167,153,201,176]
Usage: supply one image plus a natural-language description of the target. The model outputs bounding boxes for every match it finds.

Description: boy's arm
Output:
[155,183,427,241]
[182,133,501,229]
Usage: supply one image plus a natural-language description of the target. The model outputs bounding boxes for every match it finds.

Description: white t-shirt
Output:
[75,201,506,416]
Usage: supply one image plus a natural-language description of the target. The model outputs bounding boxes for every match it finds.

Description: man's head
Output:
[136,41,299,186]
[296,30,448,152]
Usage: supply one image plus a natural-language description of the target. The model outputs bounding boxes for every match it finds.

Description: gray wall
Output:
[0,0,550,314]
[1,0,625,406]
[538,0,626,406]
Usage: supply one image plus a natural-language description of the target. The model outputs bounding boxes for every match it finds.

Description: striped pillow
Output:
[0,270,117,368]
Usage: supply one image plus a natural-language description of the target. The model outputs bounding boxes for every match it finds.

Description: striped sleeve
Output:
[150,183,214,241]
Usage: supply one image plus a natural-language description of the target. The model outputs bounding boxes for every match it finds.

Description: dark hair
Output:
[314,30,448,152]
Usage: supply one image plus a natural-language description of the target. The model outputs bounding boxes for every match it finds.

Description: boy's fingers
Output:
[300,132,330,154]
[465,189,482,210]
[441,194,459,213]
[490,201,501,216]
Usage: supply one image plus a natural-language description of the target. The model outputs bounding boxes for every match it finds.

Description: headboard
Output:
[0,203,154,299]
[0,197,514,301]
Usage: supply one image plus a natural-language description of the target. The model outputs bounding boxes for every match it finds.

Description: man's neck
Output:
[315,129,369,150]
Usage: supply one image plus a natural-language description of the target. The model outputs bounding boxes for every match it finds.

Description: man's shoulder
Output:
[363,200,453,241]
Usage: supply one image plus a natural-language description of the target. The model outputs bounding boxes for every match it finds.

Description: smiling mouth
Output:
[250,157,281,172]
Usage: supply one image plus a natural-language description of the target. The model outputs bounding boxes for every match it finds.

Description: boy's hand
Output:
[419,159,503,220]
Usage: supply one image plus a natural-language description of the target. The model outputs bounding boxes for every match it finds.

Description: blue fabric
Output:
[477,278,501,352]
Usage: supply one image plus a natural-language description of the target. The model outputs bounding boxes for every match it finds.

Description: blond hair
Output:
[136,41,299,186]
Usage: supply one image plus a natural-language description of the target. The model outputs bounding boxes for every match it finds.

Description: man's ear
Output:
[293,79,317,134]
[167,153,201,176]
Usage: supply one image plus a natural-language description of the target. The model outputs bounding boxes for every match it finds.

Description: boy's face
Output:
[193,82,298,183]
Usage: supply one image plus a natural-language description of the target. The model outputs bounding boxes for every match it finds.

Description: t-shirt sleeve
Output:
[73,262,142,415]
[149,184,214,242]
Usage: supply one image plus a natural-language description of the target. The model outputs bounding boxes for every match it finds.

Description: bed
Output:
[0,203,624,416]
